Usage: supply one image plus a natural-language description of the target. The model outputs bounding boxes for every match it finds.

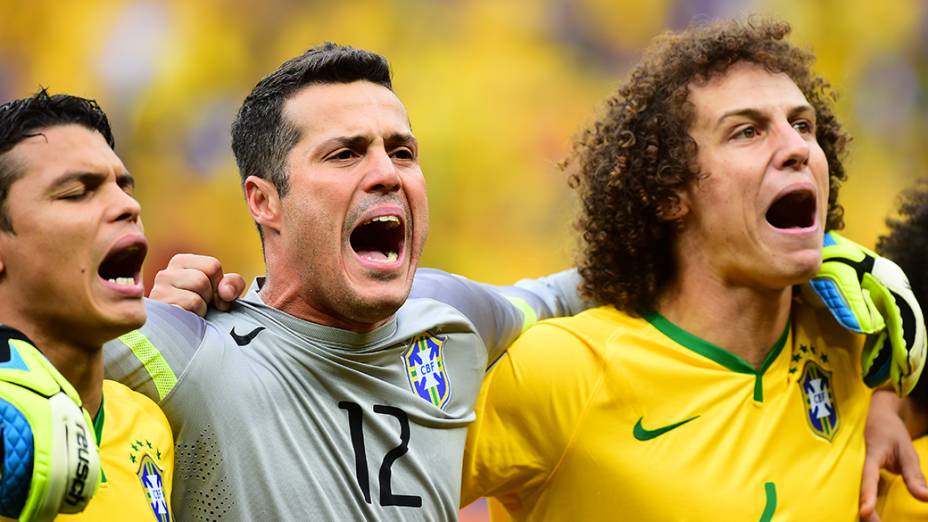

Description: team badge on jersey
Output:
[403,333,452,409]
[137,454,171,521]
[799,361,839,440]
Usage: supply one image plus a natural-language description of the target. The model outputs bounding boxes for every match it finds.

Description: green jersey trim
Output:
[644,311,789,401]
[117,330,178,401]
[93,395,107,483]
[503,295,538,333]
[759,482,777,522]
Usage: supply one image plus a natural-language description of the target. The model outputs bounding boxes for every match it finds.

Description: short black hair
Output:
[231,43,392,201]
[877,179,928,411]
[0,88,115,232]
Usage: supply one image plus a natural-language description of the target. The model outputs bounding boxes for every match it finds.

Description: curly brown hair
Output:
[567,18,849,314]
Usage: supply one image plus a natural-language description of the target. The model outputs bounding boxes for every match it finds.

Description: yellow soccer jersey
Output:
[877,435,928,520]
[462,302,870,521]
[59,380,173,521]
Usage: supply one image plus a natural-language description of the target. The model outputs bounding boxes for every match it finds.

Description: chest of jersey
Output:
[532,310,870,521]
[59,381,173,522]
[169,307,489,520]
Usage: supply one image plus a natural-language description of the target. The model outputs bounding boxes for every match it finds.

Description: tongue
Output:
[358,249,388,261]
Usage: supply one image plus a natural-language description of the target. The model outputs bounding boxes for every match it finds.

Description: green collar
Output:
[644,311,789,402]
[92,394,108,483]
[92,394,104,448]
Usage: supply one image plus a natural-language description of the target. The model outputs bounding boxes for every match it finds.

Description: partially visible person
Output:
[0,90,172,521]
[461,19,925,521]
[877,180,928,521]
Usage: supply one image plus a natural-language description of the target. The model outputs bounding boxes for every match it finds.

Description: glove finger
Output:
[861,333,891,389]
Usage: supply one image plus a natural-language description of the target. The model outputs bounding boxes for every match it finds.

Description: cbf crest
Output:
[403,333,451,409]
[799,361,839,440]
[136,454,170,522]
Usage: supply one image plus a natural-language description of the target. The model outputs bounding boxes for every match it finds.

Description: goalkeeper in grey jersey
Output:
[102,43,587,521]
[107,269,582,520]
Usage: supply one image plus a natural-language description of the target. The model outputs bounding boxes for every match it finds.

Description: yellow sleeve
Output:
[461,320,606,512]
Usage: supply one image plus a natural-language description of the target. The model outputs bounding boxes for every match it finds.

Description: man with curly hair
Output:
[461,19,924,520]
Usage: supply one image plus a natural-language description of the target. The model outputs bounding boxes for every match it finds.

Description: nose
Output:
[108,184,142,224]
[773,121,810,171]
[364,148,401,194]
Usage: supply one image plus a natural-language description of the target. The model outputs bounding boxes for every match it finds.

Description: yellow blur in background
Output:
[3,1,927,520]
[4,0,925,290]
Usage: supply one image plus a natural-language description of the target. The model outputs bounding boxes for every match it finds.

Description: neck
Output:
[41,336,104,418]
[260,250,389,333]
[0,312,103,417]
[656,264,793,369]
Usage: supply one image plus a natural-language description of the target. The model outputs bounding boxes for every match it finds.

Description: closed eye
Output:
[59,189,89,201]
[58,177,104,201]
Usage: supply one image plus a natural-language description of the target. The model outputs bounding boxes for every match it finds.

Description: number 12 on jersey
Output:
[338,401,423,508]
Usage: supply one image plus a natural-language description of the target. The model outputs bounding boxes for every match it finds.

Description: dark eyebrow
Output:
[318,133,417,152]
[324,136,370,151]
[716,104,816,128]
[385,133,417,149]
[49,171,106,190]
[49,170,134,191]
[117,171,136,189]
[786,104,816,121]
[716,108,768,128]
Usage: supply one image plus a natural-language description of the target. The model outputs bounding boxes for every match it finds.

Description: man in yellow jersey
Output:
[877,181,928,520]
[0,90,172,521]
[462,19,925,521]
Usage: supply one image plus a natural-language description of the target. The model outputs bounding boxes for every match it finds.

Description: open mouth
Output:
[98,239,147,287]
[349,215,405,264]
[765,189,816,230]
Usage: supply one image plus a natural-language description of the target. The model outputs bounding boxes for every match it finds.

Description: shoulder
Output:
[408,268,490,309]
[100,380,173,446]
[115,299,212,356]
[488,306,637,392]
[507,306,642,359]
[791,300,866,355]
[102,380,168,420]
[143,299,208,335]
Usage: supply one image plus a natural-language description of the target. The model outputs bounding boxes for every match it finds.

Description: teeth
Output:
[108,277,135,286]
[363,252,399,263]
[369,216,400,228]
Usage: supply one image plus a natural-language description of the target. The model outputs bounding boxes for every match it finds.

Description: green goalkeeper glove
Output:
[0,326,100,521]
[804,232,926,396]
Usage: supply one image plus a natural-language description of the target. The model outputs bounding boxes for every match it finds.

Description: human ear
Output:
[657,190,690,222]
[244,176,282,235]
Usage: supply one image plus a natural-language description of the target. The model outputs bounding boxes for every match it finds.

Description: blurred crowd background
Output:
[3,0,928,519]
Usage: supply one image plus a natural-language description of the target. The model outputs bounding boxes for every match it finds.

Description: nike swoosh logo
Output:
[230,326,265,346]
[633,415,699,441]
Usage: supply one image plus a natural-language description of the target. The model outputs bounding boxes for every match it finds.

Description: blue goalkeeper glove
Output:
[804,232,926,396]
[0,326,99,521]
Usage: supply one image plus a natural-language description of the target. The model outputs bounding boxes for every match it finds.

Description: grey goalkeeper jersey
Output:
[103,268,584,521]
